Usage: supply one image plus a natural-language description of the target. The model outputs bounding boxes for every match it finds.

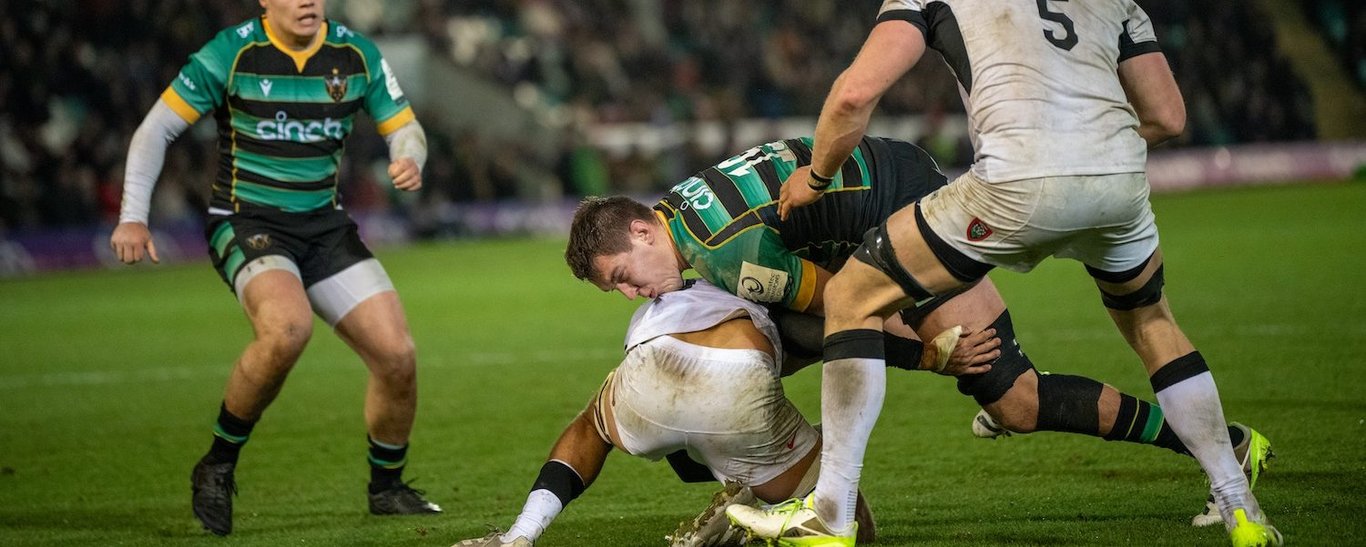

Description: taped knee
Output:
[955,310,1031,405]
[1096,264,1165,311]
[851,224,934,302]
[883,333,925,371]
[1035,374,1104,435]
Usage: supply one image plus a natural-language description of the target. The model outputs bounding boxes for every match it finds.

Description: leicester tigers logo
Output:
[324,68,347,103]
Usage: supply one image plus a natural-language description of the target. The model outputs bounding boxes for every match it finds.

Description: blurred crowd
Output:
[0,0,1335,233]
[1303,0,1365,89]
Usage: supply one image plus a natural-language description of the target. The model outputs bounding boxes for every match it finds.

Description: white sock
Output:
[811,357,885,534]
[503,489,563,542]
[1154,371,1259,527]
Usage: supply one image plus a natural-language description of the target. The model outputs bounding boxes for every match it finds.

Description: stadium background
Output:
[1,0,1364,545]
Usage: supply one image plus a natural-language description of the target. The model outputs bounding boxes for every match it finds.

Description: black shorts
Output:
[205,208,373,293]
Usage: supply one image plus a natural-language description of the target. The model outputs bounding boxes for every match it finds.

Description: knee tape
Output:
[1097,264,1165,311]
[955,310,1032,405]
[883,333,925,371]
[1035,374,1104,435]
[851,224,934,302]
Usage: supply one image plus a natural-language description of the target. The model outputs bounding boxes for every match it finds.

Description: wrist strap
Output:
[808,169,835,191]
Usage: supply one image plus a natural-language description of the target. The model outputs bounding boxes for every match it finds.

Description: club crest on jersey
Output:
[967,218,993,242]
[245,233,273,250]
[325,68,347,102]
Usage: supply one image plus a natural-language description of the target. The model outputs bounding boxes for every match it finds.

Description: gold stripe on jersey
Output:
[792,259,818,313]
[160,88,202,123]
[263,18,328,73]
[376,106,415,136]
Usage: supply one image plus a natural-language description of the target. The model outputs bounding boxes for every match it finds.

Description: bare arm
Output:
[779,21,927,219]
[1118,52,1185,147]
[546,408,613,487]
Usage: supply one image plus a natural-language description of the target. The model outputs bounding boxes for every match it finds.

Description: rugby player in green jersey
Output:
[566,136,1267,539]
[110,0,438,536]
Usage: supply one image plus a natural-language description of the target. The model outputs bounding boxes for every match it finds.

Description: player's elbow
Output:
[829,73,879,116]
[1152,106,1186,141]
[1142,101,1186,143]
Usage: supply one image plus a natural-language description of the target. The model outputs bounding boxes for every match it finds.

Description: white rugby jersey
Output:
[624,279,783,357]
[878,0,1161,182]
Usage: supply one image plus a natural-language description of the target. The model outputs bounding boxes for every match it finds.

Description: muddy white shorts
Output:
[916,170,1160,277]
[605,336,818,487]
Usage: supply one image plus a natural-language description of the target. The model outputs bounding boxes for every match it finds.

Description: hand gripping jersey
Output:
[654,137,946,310]
[162,17,415,213]
[877,0,1161,183]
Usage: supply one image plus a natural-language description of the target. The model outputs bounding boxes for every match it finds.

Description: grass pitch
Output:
[1,182,1364,545]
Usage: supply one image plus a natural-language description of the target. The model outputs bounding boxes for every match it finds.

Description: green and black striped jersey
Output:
[162,16,414,214]
[654,136,946,311]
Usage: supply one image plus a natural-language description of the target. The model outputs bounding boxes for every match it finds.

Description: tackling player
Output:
[564,135,1271,539]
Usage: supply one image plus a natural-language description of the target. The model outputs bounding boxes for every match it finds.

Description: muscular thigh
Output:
[912,278,1006,335]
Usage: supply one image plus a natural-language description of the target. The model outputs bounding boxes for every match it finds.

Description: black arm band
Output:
[531,460,587,506]
[808,170,835,190]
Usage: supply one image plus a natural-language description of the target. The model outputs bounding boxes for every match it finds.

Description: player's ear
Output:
[629,218,653,242]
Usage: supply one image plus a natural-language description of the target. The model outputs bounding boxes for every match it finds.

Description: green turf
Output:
[1,182,1364,545]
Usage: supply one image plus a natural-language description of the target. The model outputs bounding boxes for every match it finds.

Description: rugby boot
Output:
[726,494,855,547]
[369,480,442,515]
[667,481,755,547]
[1193,423,1275,527]
[190,458,236,536]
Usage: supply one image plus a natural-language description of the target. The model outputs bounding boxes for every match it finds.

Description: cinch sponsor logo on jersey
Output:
[670,176,714,211]
[256,111,343,142]
[177,72,197,91]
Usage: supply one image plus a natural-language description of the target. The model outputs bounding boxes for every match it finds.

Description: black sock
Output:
[368,436,408,491]
[204,402,255,465]
[1103,394,1191,456]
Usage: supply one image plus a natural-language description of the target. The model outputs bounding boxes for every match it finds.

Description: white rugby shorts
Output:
[918,171,1160,275]
[604,336,818,487]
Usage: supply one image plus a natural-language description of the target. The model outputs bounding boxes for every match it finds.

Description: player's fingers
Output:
[959,363,992,375]
[977,336,1003,352]
[147,239,160,264]
[970,348,1002,365]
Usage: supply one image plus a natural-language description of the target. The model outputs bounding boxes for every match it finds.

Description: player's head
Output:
[261,0,325,47]
[566,196,685,300]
